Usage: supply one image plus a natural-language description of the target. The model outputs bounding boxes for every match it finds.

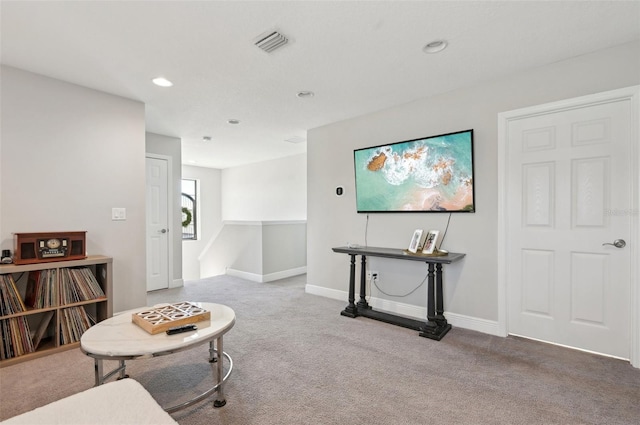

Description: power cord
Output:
[371,271,428,298]
[439,212,452,250]
[362,213,444,299]
[364,213,369,247]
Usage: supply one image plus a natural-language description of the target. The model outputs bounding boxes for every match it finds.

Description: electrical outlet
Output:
[367,270,379,282]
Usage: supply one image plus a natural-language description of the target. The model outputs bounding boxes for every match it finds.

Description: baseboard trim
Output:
[305,284,345,300]
[263,266,307,282]
[445,312,503,337]
[226,269,262,282]
[170,278,184,289]
[305,284,502,336]
[228,267,307,283]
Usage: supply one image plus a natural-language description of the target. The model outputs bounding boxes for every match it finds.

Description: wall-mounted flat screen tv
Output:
[353,129,475,213]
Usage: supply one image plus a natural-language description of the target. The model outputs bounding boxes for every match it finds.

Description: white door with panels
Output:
[501,87,637,359]
[146,156,170,291]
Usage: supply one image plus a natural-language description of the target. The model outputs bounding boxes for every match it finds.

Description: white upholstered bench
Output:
[1,379,177,425]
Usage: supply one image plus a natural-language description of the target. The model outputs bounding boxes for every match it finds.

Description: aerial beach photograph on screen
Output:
[353,130,475,213]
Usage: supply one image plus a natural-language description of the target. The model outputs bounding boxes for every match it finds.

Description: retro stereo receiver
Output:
[13,231,87,265]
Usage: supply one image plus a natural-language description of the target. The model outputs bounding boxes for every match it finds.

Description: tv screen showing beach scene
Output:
[353,129,475,213]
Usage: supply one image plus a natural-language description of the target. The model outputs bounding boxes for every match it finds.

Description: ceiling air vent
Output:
[255,31,288,53]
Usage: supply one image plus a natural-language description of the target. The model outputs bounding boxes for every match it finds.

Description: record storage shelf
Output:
[0,255,112,367]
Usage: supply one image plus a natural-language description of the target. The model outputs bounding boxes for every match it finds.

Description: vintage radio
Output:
[13,231,87,265]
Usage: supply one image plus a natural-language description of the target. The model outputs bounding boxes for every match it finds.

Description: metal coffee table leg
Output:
[94,359,127,386]
[213,336,226,408]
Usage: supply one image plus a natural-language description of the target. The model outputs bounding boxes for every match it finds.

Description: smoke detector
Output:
[284,136,306,144]
[255,30,289,53]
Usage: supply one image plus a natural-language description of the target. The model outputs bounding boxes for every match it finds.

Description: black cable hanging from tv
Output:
[439,213,452,251]
[364,214,369,247]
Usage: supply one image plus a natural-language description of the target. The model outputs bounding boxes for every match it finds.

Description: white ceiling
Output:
[2,1,639,169]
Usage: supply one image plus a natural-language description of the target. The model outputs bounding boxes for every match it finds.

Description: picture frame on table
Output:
[408,229,423,253]
[422,230,440,254]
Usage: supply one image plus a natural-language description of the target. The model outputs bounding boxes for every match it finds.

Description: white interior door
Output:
[503,91,634,359]
[146,156,170,291]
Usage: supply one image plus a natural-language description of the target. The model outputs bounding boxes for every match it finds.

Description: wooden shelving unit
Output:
[0,255,112,367]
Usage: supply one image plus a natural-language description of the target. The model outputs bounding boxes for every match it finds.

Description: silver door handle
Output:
[159,228,168,234]
[602,239,626,248]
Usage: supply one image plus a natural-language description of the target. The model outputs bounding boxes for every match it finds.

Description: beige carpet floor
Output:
[1,274,639,424]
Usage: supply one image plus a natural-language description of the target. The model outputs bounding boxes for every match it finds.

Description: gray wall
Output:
[198,221,307,282]
[262,222,307,275]
[223,221,307,282]
[225,223,263,276]
[306,41,640,329]
[1,66,147,313]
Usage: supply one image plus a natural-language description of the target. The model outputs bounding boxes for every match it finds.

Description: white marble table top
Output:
[80,302,235,358]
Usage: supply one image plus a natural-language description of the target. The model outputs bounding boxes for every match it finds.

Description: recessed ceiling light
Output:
[152,77,173,87]
[227,119,240,125]
[296,91,314,98]
[423,40,448,54]
[202,136,212,142]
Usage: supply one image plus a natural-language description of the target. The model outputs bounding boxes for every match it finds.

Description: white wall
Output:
[181,165,222,281]
[1,66,147,313]
[307,41,640,331]
[188,154,307,279]
[222,153,306,221]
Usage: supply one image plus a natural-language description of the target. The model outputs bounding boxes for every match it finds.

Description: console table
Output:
[332,246,465,340]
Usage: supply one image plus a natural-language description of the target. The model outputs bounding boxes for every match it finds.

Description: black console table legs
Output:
[339,253,452,340]
[357,256,370,310]
[341,254,358,318]
[419,263,451,340]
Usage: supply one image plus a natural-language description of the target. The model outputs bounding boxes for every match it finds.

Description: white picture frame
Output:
[422,230,440,254]
[408,229,423,253]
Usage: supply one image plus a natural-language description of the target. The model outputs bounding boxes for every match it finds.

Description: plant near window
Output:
[182,207,192,228]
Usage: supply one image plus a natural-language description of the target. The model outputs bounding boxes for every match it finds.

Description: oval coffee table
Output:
[81,302,235,413]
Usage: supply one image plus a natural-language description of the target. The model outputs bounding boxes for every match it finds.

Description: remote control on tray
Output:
[166,324,197,335]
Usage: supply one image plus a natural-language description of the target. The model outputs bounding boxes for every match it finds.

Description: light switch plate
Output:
[112,207,126,221]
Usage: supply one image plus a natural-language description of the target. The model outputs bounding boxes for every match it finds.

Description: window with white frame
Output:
[181,179,197,240]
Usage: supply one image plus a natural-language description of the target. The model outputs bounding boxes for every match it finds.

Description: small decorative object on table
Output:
[422,230,440,255]
[402,229,448,257]
[1,249,12,264]
[408,229,423,253]
[132,302,210,334]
